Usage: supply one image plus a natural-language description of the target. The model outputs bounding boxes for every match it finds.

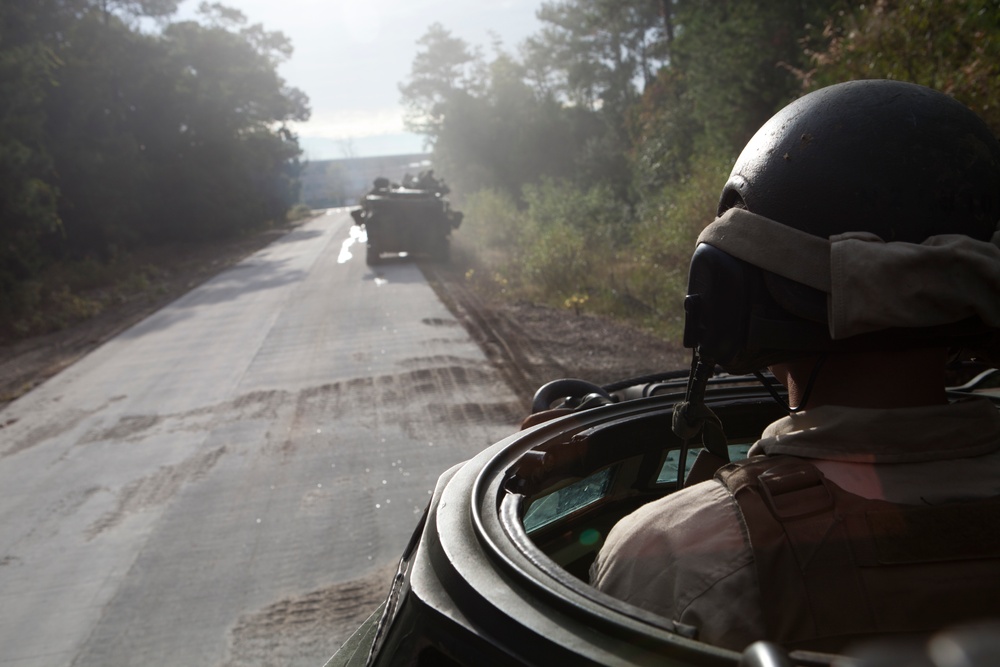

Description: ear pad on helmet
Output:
[762,272,827,324]
[683,243,836,373]
[683,243,756,366]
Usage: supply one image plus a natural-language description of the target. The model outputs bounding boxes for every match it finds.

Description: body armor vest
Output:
[716,456,1000,652]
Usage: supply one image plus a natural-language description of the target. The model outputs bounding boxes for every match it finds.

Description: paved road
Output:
[0,210,522,667]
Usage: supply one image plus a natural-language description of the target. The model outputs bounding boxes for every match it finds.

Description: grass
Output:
[0,213,309,345]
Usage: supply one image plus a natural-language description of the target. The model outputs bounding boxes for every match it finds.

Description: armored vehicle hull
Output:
[326,368,1000,667]
[350,186,462,265]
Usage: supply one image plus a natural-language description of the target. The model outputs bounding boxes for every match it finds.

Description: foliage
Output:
[628,147,735,335]
[45,6,308,248]
[394,0,1000,336]
[801,0,1000,134]
[517,179,615,299]
[399,10,664,202]
[399,23,483,137]
[457,179,647,319]
[400,29,596,199]
[629,0,835,195]
[405,0,845,336]
[525,0,665,112]
[1,253,161,340]
[0,1,65,300]
[455,149,729,335]
[406,0,1000,341]
[459,189,526,256]
[0,1,309,328]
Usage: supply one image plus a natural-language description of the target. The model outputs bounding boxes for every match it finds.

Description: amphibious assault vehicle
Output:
[325,367,1000,667]
[350,173,463,266]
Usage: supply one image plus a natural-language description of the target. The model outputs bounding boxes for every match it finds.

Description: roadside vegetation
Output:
[0,1,308,342]
[402,0,1000,341]
[3,1,998,347]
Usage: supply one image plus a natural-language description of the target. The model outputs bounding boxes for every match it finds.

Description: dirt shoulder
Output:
[0,219,686,412]
[420,260,687,408]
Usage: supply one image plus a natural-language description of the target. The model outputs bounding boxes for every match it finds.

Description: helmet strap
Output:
[672,348,728,489]
[753,353,828,413]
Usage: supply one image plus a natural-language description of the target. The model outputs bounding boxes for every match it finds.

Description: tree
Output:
[98,0,179,21]
[399,24,609,199]
[526,0,666,112]
[398,0,1000,331]
[399,23,482,138]
[523,0,671,200]
[39,2,311,251]
[802,0,1000,135]
[0,0,312,326]
[147,8,310,239]
[43,9,164,253]
[628,0,836,195]
[0,2,71,295]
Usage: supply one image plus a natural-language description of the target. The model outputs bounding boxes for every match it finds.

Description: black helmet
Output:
[684,80,1000,373]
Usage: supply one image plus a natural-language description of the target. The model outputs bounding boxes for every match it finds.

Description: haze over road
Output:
[0,210,521,666]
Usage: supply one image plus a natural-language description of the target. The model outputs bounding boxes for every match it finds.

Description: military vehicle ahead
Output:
[350,172,463,266]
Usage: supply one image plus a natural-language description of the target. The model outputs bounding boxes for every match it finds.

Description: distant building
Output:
[299,153,432,209]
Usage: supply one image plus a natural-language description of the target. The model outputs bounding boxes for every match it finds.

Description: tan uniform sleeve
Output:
[590,480,766,650]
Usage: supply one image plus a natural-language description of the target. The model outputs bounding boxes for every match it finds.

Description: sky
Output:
[176,0,546,161]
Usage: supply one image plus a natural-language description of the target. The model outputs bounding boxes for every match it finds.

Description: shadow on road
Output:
[117,257,308,340]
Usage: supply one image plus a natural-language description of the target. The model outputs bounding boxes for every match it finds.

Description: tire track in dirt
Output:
[420,264,567,410]
[220,564,396,667]
[85,446,227,540]
[278,361,521,456]
[421,261,688,393]
[3,395,127,459]
[79,357,519,542]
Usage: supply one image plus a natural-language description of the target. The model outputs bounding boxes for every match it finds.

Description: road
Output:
[0,210,522,667]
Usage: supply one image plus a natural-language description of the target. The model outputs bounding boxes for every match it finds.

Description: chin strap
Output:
[753,353,827,413]
[671,349,729,489]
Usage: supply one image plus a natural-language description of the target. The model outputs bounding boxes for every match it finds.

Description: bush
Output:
[450,188,528,298]
[286,203,314,222]
[629,147,733,336]
[0,253,168,341]
[451,146,733,345]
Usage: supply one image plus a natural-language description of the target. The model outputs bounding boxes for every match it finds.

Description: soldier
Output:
[591,80,1000,652]
[415,169,436,190]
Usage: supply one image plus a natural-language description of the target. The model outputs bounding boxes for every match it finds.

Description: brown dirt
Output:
[420,260,687,409]
[0,218,687,414]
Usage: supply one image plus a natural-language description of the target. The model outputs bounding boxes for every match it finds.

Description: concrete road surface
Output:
[0,210,522,667]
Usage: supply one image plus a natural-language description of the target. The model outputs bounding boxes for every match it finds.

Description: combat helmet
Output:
[682,79,1000,374]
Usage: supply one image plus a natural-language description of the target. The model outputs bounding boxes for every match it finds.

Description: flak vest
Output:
[715,456,1000,653]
